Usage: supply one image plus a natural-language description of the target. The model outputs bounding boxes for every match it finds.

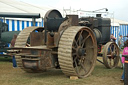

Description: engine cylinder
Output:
[93,29,102,44]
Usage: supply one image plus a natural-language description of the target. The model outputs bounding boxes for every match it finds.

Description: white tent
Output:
[0,0,52,17]
[0,0,55,31]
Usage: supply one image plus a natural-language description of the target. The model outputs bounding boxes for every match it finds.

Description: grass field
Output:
[0,57,124,85]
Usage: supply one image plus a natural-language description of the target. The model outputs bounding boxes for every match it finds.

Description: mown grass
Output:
[0,57,124,85]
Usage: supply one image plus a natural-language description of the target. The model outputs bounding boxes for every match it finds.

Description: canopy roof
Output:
[0,0,52,18]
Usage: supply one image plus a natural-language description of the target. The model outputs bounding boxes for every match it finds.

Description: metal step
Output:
[7,49,21,53]
[11,45,51,51]
[22,54,41,57]
[16,53,31,56]
[22,58,40,61]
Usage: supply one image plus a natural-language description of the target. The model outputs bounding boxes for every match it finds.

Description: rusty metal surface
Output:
[46,32,54,47]
[9,26,53,71]
[11,46,51,51]
[13,26,45,71]
[58,16,74,32]
[66,15,79,26]
[21,50,52,70]
[15,26,44,47]
[40,51,52,69]
[30,32,44,46]
[22,60,40,69]
[53,32,60,47]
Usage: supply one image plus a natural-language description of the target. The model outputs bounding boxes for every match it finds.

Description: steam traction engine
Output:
[9,9,119,78]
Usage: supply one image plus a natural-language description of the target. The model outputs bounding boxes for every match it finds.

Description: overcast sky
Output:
[17,0,128,21]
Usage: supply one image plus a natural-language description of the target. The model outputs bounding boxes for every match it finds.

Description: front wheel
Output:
[103,42,119,69]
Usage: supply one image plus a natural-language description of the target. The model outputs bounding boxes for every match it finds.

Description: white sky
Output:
[17,0,128,21]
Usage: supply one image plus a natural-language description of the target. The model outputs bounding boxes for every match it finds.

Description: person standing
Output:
[118,35,124,68]
[10,34,17,67]
[118,35,124,50]
[110,34,116,42]
[10,34,17,47]
[120,40,128,81]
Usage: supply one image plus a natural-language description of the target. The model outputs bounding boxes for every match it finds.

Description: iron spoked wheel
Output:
[103,42,119,69]
[58,26,97,78]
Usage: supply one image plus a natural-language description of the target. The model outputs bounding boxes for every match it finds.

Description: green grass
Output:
[0,57,124,85]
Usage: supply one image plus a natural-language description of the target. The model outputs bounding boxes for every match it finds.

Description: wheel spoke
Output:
[73,39,78,47]
[112,59,115,66]
[74,60,79,73]
[109,57,115,67]
[72,46,77,51]
[72,53,77,56]
[109,59,112,66]
[73,56,77,62]
[76,30,83,46]
[80,62,87,74]
[107,54,111,57]
[109,46,112,52]
[78,34,83,46]
[113,45,116,53]
[114,57,117,64]
[81,34,90,47]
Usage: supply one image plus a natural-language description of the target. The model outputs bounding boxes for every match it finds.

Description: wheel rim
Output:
[58,26,97,78]
[103,42,119,69]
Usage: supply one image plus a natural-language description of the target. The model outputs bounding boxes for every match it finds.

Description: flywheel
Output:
[103,42,119,69]
[58,26,97,78]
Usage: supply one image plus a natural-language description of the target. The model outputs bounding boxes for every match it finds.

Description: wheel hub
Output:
[111,52,116,59]
[78,47,85,56]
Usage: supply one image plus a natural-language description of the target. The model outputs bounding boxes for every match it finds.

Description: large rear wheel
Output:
[58,26,97,78]
[15,26,44,72]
